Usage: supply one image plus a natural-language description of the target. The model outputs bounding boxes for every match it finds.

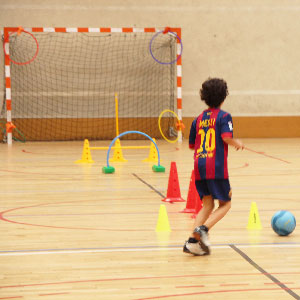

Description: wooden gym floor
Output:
[0,138,300,300]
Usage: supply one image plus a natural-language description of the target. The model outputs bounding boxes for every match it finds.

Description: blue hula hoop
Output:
[106,131,161,167]
[149,30,183,65]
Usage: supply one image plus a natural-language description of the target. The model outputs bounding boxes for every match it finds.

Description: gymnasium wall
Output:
[1,0,300,138]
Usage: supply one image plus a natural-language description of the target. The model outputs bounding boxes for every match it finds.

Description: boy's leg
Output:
[192,195,214,230]
[184,195,214,255]
[198,180,232,231]
[184,180,232,256]
[204,200,231,229]
[193,199,231,243]
[193,180,231,253]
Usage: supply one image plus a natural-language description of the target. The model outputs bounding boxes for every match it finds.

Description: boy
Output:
[183,77,244,256]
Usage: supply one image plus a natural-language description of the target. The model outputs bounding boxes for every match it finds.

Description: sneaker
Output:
[183,240,192,254]
[183,240,208,256]
[193,226,211,255]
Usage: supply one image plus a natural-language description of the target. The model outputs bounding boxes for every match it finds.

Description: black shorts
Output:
[195,179,232,201]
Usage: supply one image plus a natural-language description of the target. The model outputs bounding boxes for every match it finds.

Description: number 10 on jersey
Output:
[196,128,216,155]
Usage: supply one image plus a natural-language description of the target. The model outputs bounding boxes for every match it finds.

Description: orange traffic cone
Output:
[180,170,198,213]
[162,162,185,203]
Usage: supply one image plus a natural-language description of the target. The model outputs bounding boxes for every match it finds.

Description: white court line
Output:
[0,244,299,256]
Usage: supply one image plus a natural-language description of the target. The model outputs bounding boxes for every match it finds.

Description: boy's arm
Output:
[222,137,244,150]
[189,119,197,150]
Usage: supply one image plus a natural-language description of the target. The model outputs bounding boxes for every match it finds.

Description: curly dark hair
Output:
[199,78,229,108]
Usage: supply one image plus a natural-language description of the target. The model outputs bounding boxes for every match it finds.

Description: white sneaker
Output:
[193,227,211,255]
[183,240,208,256]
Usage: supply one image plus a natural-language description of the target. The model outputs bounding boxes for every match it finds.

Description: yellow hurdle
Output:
[75,93,159,163]
[90,146,150,150]
[76,138,156,163]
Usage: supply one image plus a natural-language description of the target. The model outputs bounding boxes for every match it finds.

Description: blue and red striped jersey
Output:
[189,108,233,180]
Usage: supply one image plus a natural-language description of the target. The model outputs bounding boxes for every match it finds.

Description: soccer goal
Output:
[2,27,182,144]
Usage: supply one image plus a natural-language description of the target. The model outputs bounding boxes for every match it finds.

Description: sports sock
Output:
[188,237,198,243]
[200,225,209,232]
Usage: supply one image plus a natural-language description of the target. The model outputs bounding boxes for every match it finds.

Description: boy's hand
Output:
[234,139,244,150]
[222,137,244,150]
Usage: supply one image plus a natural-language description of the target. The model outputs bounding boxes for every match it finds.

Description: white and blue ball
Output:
[271,210,296,236]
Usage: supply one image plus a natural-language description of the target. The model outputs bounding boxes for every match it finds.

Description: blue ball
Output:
[271,210,296,236]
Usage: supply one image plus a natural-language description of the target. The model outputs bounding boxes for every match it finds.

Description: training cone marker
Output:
[156,204,171,232]
[162,162,185,203]
[180,170,199,213]
[247,202,262,230]
[143,138,159,163]
[75,139,94,163]
[110,138,127,162]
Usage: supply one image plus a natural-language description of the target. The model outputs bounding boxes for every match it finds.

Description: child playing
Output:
[183,77,244,256]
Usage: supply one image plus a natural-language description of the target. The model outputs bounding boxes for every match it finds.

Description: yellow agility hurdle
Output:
[75,138,158,164]
[75,93,159,164]
[90,146,150,150]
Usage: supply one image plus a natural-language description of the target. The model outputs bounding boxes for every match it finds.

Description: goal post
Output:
[2,27,183,144]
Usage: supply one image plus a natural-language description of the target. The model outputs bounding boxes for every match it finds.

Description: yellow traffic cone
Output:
[75,139,94,163]
[143,138,159,163]
[247,202,262,229]
[156,204,171,232]
[110,138,127,162]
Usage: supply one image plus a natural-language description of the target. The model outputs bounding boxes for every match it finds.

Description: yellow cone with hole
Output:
[110,138,127,162]
[75,139,94,163]
[247,202,262,230]
[143,138,159,163]
[156,204,171,232]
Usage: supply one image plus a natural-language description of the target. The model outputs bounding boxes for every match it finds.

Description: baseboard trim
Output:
[182,116,300,138]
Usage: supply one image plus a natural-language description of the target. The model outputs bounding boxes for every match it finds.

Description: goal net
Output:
[2,27,182,142]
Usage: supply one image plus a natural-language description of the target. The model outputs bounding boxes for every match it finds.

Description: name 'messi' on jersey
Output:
[198,118,216,130]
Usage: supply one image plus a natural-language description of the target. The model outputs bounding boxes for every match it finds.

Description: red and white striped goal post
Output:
[3,26,183,145]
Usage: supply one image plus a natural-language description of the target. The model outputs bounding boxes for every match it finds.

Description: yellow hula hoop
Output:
[158,109,180,143]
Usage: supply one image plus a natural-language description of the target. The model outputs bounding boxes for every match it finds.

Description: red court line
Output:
[39,292,69,296]
[0,210,154,232]
[176,285,205,288]
[231,162,249,169]
[133,287,300,300]
[1,272,300,290]
[0,168,90,176]
[0,202,164,232]
[230,172,300,177]
[131,288,161,290]
[244,147,291,164]
[220,283,249,287]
